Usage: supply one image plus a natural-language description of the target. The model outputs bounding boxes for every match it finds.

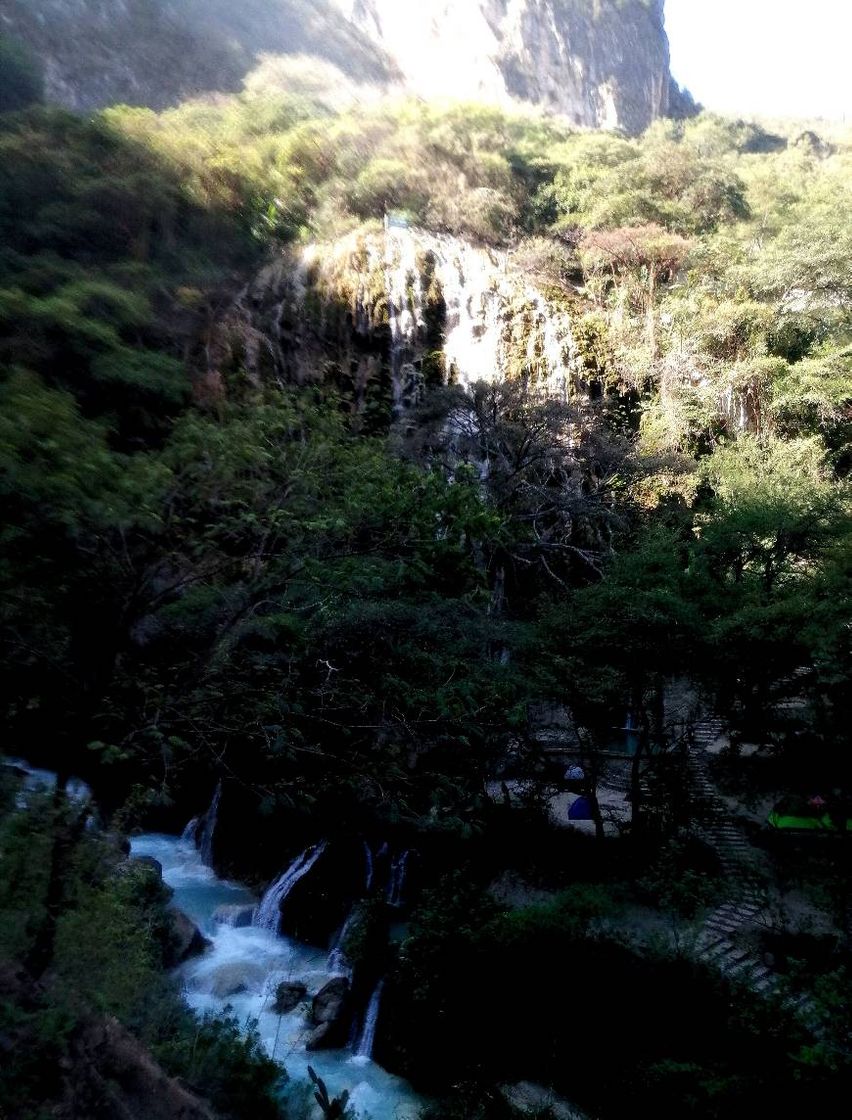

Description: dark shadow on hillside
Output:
[3,0,399,111]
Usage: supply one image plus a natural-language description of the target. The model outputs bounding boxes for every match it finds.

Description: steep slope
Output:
[1,0,396,112]
[3,0,682,132]
[334,0,677,132]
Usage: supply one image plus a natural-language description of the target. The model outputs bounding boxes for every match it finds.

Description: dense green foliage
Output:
[384,874,839,1120]
[0,76,851,1120]
[0,774,288,1119]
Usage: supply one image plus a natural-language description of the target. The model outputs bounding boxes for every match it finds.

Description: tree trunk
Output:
[25,768,91,979]
[587,785,606,842]
[646,268,657,356]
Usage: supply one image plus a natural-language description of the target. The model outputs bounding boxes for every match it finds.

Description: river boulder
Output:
[305,1023,334,1050]
[313,977,350,1023]
[128,855,162,879]
[307,977,351,1050]
[167,908,210,966]
[273,980,307,1014]
[500,1082,590,1120]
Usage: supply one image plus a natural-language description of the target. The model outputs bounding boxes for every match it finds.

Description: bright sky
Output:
[665,0,852,120]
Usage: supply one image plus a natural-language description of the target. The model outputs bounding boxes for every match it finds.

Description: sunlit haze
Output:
[666,0,852,120]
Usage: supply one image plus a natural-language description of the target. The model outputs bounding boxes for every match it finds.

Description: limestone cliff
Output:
[216,224,587,423]
[333,0,677,133]
[2,0,684,132]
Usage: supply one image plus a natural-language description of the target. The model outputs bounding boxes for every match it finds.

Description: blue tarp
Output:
[568,796,594,821]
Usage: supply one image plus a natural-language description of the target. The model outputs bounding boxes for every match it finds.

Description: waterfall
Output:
[386,850,410,908]
[436,239,505,388]
[364,841,375,892]
[355,978,385,1060]
[129,833,423,1120]
[4,758,91,808]
[198,780,222,866]
[181,816,199,844]
[254,842,328,933]
[385,228,425,415]
[328,909,358,976]
[249,225,582,416]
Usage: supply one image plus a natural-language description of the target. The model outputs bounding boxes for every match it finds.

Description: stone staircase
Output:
[691,717,726,752]
[685,718,779,991]
[687,735,752,875]
[695,899,775,994]
[686,718,818,1019]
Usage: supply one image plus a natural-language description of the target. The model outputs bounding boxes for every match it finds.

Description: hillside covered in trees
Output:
[0,26,851,1120]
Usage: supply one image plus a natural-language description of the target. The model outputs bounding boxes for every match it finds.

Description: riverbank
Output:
[131,833,423,1120]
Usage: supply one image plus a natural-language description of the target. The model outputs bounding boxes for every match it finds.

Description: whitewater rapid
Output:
[131,834,422,1120]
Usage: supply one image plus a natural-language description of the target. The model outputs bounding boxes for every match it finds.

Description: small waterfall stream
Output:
[181,816,199,843]
[327,909,358,977]
[254,843,329,933]
[198,780,221,866]
[386,228,425,415]
[4,757,91,807]
[386,850,410,908]
[355,978,386,1061]
[130,833,421,1120]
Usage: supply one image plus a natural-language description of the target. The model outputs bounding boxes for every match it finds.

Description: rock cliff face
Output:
[223,226,584,419]
[334,0,676,133]
[3,0,681,132]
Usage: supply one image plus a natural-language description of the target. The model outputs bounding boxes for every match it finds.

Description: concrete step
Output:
[747,964,772,983]
[705,918,743,934]
[707,907,761,927]
[700,939,733,960]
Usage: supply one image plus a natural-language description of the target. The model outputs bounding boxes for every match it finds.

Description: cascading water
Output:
[198,780,221,867]
[354,977,386,1061]
[181,816,199,843]
[4,757,91,808]
[254,842,328,933]
[386,850,410,908]
[385,228,425,415]
[129,833,420,1120]
[328,909,358,976]
[436,239,506,388]
[364,841,375,892]
[255,226,582,408]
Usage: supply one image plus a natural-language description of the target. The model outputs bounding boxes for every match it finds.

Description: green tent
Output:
[767,796,852,832]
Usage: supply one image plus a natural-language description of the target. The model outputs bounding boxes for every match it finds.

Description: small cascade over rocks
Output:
[659,353,764,438]
[4,757,91,807]
[254,843,329,933]
[354,977,386,1062]
[230,225,583,415]
[386,228,426,416]
[364,841,375,892]
[198,780,222,867]
[181,816,199,844]
[386,850,410,909]
[129,833,421,1120]
[328,909,359,977]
